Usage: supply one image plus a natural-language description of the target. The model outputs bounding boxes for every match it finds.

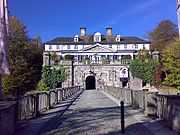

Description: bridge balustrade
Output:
[103,86,180,133]
[16,86,82,120]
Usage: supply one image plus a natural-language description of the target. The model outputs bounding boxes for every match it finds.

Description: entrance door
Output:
[86,76,96,90]
[121,78,129,88]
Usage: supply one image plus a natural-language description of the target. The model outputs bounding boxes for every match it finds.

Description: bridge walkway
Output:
[15,89,178,135]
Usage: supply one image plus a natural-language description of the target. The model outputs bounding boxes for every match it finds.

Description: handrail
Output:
[16,86,82,120]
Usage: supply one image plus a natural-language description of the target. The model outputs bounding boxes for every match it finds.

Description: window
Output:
[116,35,121,42]
[114,71,117,81]
[117,45,121,50]
[143,44,145,49]
[74,38,78,42]
[67,45,70,49]
[135,44,138,49]
[109,45,112,48]
[74,35,79,42]
[109,71,113,81]
[94,32,101,42]
[124,44,127,49]
[56,45,59,50]
[74,45,78,50]
[95,37,100,42]
[49,45,52,50]
[113,55,118,61]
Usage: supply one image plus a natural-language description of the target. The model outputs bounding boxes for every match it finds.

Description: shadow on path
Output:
[14,90,84,135]
[14,89,178,135]
[40,90,159,135]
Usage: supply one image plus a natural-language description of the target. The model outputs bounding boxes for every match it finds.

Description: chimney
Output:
[80,27,86,36]
[106,27,112,36]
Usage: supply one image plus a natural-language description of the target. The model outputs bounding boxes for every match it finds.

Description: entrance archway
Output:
[86,76,96,90]
[121,78,129,88]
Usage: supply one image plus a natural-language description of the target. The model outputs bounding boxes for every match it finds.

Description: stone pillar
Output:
[130,54,134,60]
[118,55,121,60]
[43,53,48,66]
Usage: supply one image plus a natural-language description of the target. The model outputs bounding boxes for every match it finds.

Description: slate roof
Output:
[45,35,150,45]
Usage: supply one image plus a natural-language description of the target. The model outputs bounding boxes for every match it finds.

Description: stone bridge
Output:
[1,86,178,135]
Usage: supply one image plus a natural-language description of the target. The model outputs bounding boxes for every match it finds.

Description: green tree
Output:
[129,50,159,85]
[149,20,178,52]
[2,16,43,96]
[41,66,66,89]
[162,39,180,90]
[36,80,49,91]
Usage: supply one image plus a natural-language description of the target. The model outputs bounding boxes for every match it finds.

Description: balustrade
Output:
[103,86,180,133]
[16,86,82,120]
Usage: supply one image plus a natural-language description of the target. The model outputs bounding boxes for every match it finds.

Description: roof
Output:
[45,35,150,45]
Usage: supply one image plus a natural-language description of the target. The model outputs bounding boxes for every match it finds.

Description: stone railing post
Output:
[55,90,58,104]
[35,93,40,117]
[144,90,149,116]
[48,91,52,109]
[15,96,20,121]
[143,89,148,112]
[130,89,133,106]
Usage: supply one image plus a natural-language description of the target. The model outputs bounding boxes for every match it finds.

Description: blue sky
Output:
[9,0,177,42]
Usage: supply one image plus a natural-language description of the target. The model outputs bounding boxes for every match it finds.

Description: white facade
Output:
[45,43,150,52]
[43,28,151,65]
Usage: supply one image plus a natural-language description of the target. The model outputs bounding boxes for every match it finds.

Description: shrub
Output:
[36,80,49,91]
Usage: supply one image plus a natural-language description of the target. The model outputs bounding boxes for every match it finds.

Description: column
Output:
[130,54,134,60]
[118,55,121,61]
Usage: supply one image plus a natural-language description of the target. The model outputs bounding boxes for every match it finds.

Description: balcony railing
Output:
[44,59,132,66]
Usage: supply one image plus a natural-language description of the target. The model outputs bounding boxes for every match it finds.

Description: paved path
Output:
[39,90,178,135]
[15,89,178,135]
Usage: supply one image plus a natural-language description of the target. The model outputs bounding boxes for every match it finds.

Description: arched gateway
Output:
[86,76,96,90]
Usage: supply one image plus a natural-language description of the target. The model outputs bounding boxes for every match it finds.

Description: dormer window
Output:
[116,35,121,42]
[74,35,79,42]
[135,44,138,49]
[124,44,127,49]
[56,45,60,50]
[94,32,101,42]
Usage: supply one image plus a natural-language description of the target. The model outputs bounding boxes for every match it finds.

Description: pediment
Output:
[81,44,114,53]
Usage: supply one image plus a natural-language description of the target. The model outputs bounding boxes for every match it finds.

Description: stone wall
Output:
[129,75,143,90]
[62,64,141,89]
[103,86,180,133]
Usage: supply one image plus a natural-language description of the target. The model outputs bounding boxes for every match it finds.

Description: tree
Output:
[129,50,159,85]
[148,20,178,86]
[2,16,43,96]
[162,39,180,90]
[149,20,178,52]
[41,66,67,89]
